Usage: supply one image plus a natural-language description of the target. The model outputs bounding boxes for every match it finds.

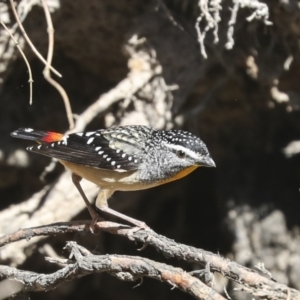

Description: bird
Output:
[11,126,215,229]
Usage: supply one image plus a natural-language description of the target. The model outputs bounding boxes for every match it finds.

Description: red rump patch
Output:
[42,132,64,143]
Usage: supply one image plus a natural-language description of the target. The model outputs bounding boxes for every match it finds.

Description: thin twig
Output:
[195,0,222,59]
[40,0,74,129]
[9,0,62,77]
[225,1,240,50]
[225,0,272,50]
[1,21,33,104]
[195,16,208,59]
[156,0,185,32]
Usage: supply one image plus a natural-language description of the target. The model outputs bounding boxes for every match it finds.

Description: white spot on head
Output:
[87,137,94,144]
[25,128,34,132]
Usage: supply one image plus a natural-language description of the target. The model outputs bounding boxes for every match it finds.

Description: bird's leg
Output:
[71,173,103,227]
[95,190,150,230]
[100,206,150,229]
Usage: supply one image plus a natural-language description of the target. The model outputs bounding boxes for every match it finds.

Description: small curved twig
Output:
[9,0,62,78]
[40,0,74,129]
[1,21,33,104]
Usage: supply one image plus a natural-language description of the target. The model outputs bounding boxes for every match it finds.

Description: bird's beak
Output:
[199,156,216,168]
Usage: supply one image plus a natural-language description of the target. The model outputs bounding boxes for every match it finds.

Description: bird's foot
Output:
[88,211,105,234]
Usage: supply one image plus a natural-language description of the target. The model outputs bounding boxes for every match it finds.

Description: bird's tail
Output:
[11,128,64,143]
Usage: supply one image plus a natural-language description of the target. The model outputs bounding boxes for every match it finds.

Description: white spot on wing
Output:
[62,136,68,145]
[87,137,94,144]
[111,161,116,166]
[76,132,83,136]
[95,146,102,151]
[98,151,104,155]
[37,145,42,149]
[85,132,94,137]
[25,128,34,132]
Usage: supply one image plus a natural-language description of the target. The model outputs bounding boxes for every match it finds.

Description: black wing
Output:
[12,126,153,171]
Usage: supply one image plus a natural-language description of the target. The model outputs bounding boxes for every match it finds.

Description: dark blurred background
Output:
[1,0,300,299]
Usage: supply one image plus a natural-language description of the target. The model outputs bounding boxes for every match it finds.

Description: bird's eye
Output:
[176,150,186,158]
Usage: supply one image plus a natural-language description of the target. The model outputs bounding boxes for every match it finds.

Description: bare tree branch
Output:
[0,221,299,300]
[0,241,226,300]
